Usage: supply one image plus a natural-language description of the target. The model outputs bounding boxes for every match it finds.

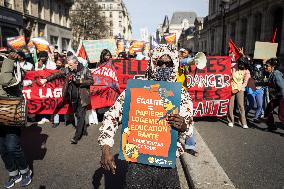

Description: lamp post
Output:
[220,0,230,56]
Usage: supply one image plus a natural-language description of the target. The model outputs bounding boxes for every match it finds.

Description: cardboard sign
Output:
[7,36,26,50]
[254,41,278,60]
[83,39,116,63]
[187,57,232,117]
[119,79,181,168]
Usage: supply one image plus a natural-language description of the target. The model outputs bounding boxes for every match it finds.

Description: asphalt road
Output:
[195,115,284,189]
[0,122,189,189]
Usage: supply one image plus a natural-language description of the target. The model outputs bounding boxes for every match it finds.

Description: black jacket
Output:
[46,63,94,107]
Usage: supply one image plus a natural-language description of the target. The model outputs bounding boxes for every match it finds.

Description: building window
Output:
[240,18,247,49]
[50,36,58,46]
[59,4,63,25]
[62,38,70,51]
[110,30,113,36]
[4,0,13,9]
[110,11,113,18]
[110,4,113,9]
[102,4,105,9]
[212,0,216,13]
[50,1,54,22]
[110,21,113,27]
[38,0,44,19]
[230,22,236,41]
[253,13,262,41]
[119,21,122,28]
[23,0,30,14]
[211,29,215,53]
[38,23,46,37]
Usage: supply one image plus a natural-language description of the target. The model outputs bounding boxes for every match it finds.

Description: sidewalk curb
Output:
[180,129,236,189]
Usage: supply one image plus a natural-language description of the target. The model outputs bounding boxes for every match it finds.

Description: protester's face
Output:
[67,59,78,71]
[56,60,63,69]
[182,50,189,58]
[264,64,273,73]
[54,52,59,58]
[104,53,111,62]
[40,56,48,63]
[154,55,174,81]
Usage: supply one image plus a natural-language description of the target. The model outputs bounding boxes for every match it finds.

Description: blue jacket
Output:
[269,70,284,99]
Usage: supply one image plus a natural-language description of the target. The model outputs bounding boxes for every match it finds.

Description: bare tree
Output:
[70,0,110,48]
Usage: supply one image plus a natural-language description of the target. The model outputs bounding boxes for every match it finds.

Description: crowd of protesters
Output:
[0,38,283,188]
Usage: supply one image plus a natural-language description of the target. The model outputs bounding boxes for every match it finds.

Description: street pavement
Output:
[0,122,189,189]
[195,115,284,189]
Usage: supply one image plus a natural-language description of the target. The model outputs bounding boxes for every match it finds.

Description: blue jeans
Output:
[246,91,264,119]
[0,127,29,176]
[185,133,196,151]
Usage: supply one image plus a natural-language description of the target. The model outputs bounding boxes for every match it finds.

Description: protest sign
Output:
[164,33,176,45]
[7,36,26,50]
[187,56,232,117]
[254,41,278,60]
[31,37,50,52]
[83,39,116,63]
[119,79,181,168]
[22,70,71,114]
[113,59,148,90]
[90,63,121,109]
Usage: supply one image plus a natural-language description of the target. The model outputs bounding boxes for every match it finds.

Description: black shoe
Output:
[253,118,261,123]
[70,138,78,144]
[83,131,88,136]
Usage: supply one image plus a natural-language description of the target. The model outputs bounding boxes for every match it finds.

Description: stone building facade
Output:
[199,0,284,60]
[95,0,132,40]
[156,12,197,45]
[0,0,73,52]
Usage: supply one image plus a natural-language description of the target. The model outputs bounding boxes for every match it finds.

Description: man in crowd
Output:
[0,52,32,188]
[40,55,94,144]
[99,44,193,188]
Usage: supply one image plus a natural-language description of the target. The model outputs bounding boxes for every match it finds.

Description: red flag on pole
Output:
[76,40,87,60]
[272,28,278,43]
[228,38,241,61]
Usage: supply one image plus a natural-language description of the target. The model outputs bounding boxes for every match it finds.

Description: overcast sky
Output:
[124,0,209,40]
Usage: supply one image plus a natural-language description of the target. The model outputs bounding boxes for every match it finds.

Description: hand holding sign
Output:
[101,145,116,174]
[167,114,187,132]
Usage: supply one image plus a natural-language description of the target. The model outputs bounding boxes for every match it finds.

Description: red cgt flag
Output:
[228,39,241,61]
[76,40,87,60]
[272,28,278,43]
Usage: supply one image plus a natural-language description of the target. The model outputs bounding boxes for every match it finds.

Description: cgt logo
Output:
[147,157,173,166]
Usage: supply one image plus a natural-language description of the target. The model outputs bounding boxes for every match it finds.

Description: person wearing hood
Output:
[0,52,32,188]
[40,55,94,144]
[98,44,193,189]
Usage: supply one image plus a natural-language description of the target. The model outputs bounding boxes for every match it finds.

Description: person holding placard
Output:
[98,44,193,189]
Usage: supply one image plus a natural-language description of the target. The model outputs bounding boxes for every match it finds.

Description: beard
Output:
[153,67,173,81]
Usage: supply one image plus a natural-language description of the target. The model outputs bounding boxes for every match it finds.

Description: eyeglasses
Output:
[157,60,174,67]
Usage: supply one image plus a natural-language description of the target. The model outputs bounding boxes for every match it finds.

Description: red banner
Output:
[89,63,121,109]
[188,57,232,117]
[113,59,148,90]
[22,70,71,114]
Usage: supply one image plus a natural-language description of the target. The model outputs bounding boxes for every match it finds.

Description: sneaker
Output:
[242,125,249,129]
[38,118,50,125]
[70,138,78,144]
[4,173,22,188]
[228,123,234,127]
[20,170,32,187]
[253,118,261,123]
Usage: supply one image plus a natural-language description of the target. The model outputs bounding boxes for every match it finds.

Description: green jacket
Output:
[0,58,22,97]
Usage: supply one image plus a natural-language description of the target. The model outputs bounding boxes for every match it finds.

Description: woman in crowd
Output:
[245,59,265,123]
[264,58,284,131]
[227,57,250,129]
